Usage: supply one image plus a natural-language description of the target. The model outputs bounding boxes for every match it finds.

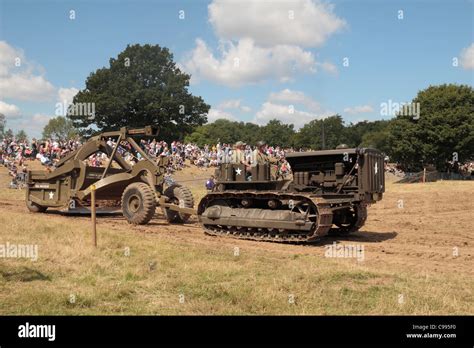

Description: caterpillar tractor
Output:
[197,147,385,242]
[25,126,194,225]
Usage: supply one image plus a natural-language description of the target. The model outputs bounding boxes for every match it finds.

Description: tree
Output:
[240,122,261,145]
[15,130,28,142]
[184,119,262,146]
[184,123,213,147]
[360,128,391,155]
[344,120,391,148]
[261,119,295,147]
[4,128,14,139]
[293,115,346,150]
[72,44,210,140]
[387,84,474,171]
[42,116,78,140]
[0,113,5,140]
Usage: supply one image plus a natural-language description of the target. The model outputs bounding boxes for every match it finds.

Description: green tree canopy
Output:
[344,120,391,148]
[42,116,78,140]
[360,127,391,155]
[293,115,345,150]
[187,115,388,151]
[261,119,295,147]
[184,119,262,147]
[387,84,474,170]
[72,44,210,140]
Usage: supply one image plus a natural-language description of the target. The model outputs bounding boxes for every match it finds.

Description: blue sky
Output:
[0,0,473,138]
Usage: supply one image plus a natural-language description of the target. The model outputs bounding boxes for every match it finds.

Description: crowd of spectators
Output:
[443,159,474,179]
[384,162,406,177]
[135,139,290,170]
[445,159,474,177]
[0,136,293,186]
[0,137,82,188]
[135,139,292,179]
[2,135,472,188]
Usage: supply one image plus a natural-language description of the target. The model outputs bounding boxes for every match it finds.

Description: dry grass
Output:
[0,163,473,315]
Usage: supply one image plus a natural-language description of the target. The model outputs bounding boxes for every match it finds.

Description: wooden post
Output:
[423,168,426,183]
[91,184,97,247]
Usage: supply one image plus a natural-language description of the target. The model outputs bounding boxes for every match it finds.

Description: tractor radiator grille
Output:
[359,151,385,193]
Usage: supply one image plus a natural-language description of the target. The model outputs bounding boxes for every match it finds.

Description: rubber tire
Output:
[26,200,47,213]
[122,182,156,225]
[163,185,194,223]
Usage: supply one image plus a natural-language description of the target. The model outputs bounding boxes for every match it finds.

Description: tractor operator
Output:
[252,141,279,180]
[231,141,248,165]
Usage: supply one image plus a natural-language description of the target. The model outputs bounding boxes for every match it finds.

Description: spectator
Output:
[205,175,215,192]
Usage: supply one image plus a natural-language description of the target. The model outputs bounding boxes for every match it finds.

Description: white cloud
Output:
[32,113,51,125]
[218,99,251,112]
[460,43,474,70]
[28,113,51,135]
[9,113,52,139]
[255,102,311,125]
[206,108,237,123]
[0,100,21,119]
[254,102,320,129]
[254,89,333,128]
[183,38,316,87]
[0,41,56,101]
[218,99,241,109]
[0,41,22,76]
[268,88,321,112]
[317,61,338,74]
[208,0,346,47]
[57,87,79,106]
[0,74,55,101]
[182,0,343,86]
[343,105,374,114]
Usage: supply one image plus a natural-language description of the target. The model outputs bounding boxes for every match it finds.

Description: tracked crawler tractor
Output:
[25,126,194,224]
[198,148,385,242]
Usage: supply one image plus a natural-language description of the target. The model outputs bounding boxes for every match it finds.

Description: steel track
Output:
[199,191,334,243]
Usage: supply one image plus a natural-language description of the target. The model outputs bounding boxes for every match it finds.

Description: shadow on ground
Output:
[313,231,398,246]
[0,267,51,282]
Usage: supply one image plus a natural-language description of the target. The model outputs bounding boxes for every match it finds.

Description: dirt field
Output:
[0,161,473,315]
